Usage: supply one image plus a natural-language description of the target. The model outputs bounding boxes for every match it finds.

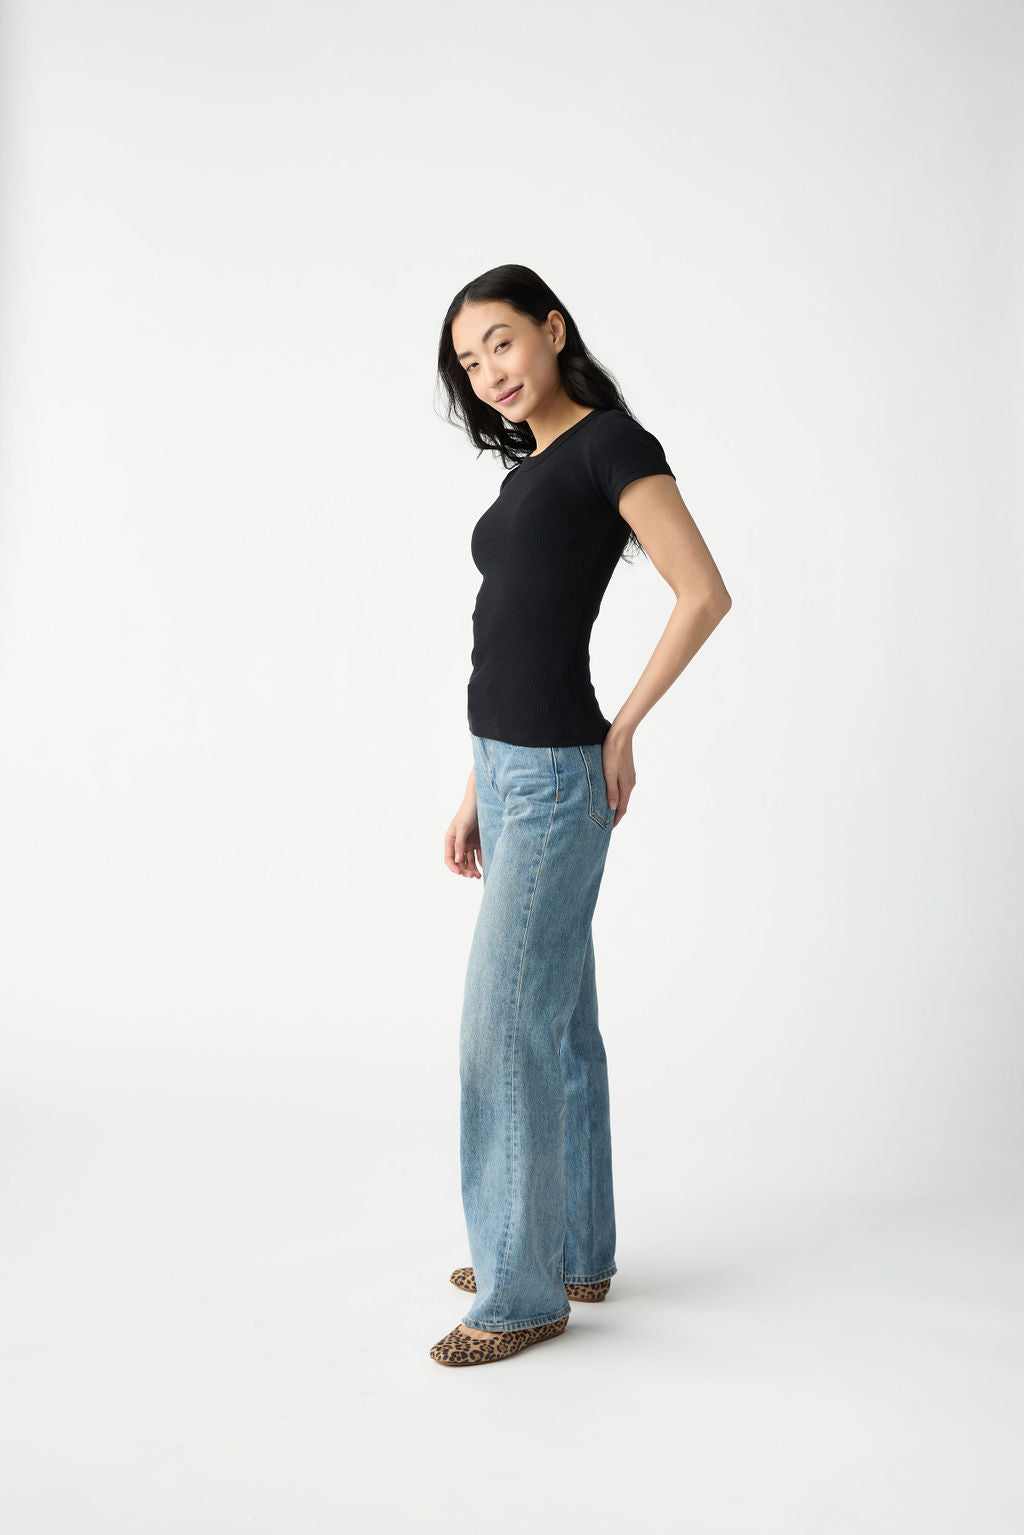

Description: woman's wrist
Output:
[605,721,635,749]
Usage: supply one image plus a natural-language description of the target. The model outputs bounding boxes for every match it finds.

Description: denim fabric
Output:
[459,732,618,1333]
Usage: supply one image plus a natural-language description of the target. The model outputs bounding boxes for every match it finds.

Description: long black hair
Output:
[437,263,648,561]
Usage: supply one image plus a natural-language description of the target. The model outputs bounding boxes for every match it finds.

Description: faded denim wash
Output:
[459,732,618,1333]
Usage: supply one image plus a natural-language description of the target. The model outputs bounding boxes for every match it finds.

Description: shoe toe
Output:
[429,1324,491,1366]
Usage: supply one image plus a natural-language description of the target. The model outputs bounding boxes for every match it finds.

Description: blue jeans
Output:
[459,733,618,1332]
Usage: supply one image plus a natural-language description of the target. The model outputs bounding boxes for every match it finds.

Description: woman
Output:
[430,265,732,1367]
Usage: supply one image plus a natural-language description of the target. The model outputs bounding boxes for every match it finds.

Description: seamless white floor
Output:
[2,1052,1022,1534]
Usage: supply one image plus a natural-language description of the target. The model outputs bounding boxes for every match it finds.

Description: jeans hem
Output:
[460,1305,571,1333]
[564,1261,617,1283]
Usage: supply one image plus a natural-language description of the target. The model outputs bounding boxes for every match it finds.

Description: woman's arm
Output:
[602,474,732,825]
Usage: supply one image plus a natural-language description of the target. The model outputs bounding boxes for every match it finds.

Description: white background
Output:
[1,0,1022,1529]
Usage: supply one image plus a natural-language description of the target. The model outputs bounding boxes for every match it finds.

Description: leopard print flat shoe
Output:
[450,1265,611,1303]
[429,1314,568,1367]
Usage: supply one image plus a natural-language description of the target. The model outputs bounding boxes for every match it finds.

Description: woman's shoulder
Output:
[583,407,674,503]
[588,405,659,442]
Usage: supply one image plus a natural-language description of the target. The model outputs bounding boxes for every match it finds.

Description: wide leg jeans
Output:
[459,733,618,1333]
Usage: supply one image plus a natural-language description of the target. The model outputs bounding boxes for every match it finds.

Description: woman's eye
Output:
[464,339,510,373]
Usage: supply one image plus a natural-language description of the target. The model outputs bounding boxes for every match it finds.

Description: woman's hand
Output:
[445,786,483,878]
[602,730,636,828]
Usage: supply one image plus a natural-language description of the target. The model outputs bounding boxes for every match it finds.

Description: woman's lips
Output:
[496,385,522,404]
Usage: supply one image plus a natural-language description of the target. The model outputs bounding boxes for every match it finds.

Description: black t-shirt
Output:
[467,406,675,747]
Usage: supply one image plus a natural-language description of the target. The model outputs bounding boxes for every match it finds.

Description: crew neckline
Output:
[517,407,605,470]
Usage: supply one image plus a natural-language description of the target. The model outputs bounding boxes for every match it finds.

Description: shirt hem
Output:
[468,713,611,748]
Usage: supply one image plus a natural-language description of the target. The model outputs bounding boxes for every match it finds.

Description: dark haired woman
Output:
[430,265,732,1367]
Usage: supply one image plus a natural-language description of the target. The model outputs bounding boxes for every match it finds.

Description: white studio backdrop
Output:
[0,1,1022,1531]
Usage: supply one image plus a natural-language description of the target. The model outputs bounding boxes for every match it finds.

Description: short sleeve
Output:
[588,410,675,510]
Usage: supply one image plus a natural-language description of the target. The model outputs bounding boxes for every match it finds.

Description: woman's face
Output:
[451,301,564,421]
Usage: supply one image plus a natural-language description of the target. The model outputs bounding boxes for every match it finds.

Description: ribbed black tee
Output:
[467,406,675,747]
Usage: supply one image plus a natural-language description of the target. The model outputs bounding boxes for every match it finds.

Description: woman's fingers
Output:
[457,839,481,877]
[462,836,483,878]
[445,825,482,877]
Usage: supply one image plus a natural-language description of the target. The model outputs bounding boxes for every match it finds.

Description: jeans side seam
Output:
[492,777,559,1317]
